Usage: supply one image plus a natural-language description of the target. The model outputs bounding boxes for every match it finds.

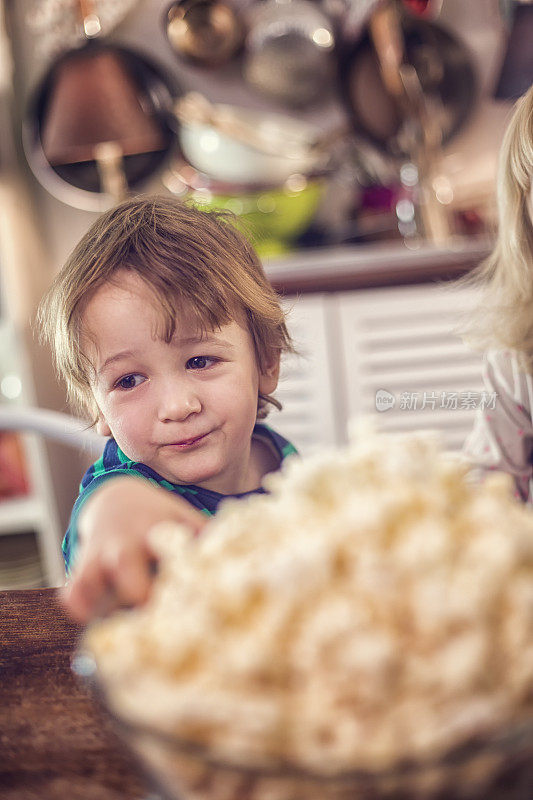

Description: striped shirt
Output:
[63,423,297,573]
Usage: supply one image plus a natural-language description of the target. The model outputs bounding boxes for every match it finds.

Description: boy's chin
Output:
[154,461,226,492]
[151,444,246,493]
[161,467,242,495]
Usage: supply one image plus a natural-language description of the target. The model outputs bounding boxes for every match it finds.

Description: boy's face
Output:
[81,271,279,494]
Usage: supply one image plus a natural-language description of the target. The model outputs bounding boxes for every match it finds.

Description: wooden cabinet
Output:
[271,283,485,455]
[268,294,341,454]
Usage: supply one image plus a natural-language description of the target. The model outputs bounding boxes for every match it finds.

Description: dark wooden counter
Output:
[0,588,150,800]
[265,237,491,294]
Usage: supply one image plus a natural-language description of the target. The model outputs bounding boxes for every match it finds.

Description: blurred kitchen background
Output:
[0,0,531,589]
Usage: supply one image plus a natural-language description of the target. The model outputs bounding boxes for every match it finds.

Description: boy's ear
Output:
[95,416,112,437]
[259,352,281,396]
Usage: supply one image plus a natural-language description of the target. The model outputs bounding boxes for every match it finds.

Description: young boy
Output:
[38,195,297,623]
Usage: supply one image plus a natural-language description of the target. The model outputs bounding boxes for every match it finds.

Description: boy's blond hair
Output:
[460,84,533,370]
[38,195,294,424]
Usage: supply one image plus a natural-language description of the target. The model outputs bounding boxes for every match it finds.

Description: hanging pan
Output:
[23,0,179,211]
[164,0,244,66]
[339,10,477,159]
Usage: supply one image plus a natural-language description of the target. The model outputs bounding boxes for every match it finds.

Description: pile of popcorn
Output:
[87,427,533,774]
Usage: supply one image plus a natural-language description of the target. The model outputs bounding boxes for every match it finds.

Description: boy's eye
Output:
[115,374,144,390]
[187,356,216,370]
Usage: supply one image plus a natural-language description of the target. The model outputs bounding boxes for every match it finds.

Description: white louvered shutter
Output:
[268,294,339,455]
[336,283,485,451]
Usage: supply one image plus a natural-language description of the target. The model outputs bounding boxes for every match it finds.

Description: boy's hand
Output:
[59,476,207,624]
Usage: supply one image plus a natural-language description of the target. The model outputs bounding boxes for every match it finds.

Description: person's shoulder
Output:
[253,423,298,461]
[485,348,520,369]
[485,349,532,386]
[483,349,533,415]
[79,439,157,490]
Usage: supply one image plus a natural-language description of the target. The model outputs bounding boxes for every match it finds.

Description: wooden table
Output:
[0,588,150,800]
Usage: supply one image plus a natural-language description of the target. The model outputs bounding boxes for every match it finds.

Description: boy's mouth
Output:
[164,432,210,449]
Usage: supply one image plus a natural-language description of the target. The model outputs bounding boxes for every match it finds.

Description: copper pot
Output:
[23,0,178,208]
[165,0,244,66]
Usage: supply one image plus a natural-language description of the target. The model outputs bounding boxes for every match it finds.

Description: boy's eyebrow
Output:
[97,351,135,375]
[177,335,234,348]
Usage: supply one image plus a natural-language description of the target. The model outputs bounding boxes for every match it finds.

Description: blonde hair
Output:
[460,83,533,370]
[38,195,294,424]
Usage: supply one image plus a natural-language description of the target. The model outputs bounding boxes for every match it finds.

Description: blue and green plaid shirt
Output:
[63,423,297,573]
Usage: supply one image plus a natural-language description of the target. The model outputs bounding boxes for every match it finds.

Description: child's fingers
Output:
[61,489,209,625]
[61,552,151,622]
[59,558,111,624]
[109,549,154,609]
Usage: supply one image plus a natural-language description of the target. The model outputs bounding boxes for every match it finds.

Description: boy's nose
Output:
[158,380,201,422]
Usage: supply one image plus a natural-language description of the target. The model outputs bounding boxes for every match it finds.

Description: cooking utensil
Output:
[340,11,476,159]
[364,0,453,243]
[23,0,177,209]
[165,0,244,66]
[40,0,168,170]
[243,0,336,108]
[174,92,337,185]
[494,2,533,100]
[94,141,129,200]
[163,160,325,256]
[40,47,167,167]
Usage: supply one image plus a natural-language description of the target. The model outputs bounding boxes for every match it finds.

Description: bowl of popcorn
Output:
[79,427,533,800]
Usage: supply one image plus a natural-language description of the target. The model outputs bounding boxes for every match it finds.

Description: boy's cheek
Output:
[91,392,112,437]
[96,417,112,437]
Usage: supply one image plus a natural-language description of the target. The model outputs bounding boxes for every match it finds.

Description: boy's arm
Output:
[60,476,207,623]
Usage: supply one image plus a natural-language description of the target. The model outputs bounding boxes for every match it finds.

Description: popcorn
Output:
[86,428,533,775]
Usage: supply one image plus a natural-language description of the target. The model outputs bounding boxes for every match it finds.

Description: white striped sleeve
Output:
[463,350,533,503]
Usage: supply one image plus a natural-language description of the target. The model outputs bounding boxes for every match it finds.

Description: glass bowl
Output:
[162,160,326,257]
[73,651,533,800]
